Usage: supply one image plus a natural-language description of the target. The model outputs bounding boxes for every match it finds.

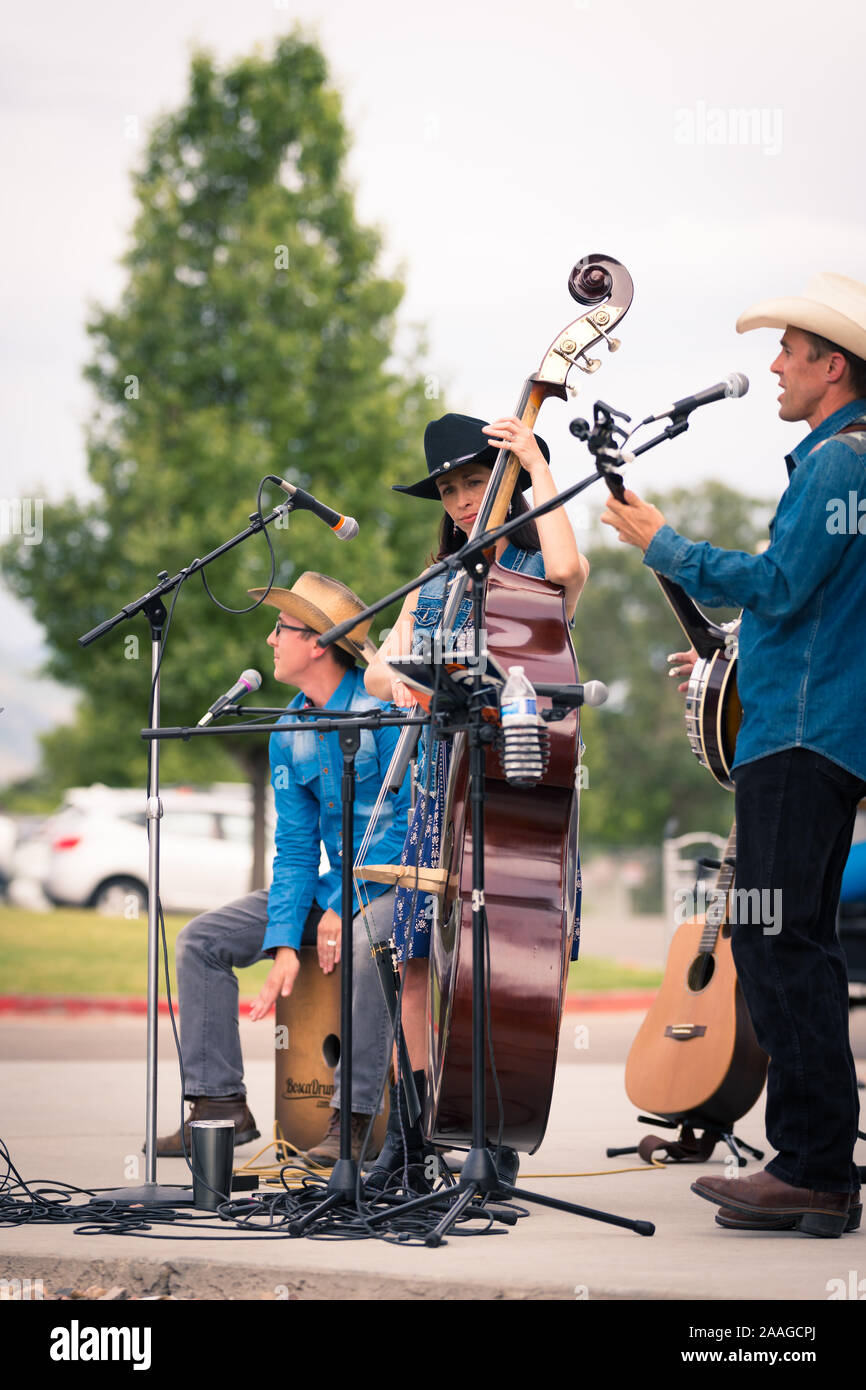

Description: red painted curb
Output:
[0,991,657,1018]
[563,991,657,1013]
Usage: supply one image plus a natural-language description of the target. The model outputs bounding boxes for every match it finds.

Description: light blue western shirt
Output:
[264,667,411,952]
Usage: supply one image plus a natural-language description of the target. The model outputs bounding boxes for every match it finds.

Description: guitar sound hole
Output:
[687,953,715,992]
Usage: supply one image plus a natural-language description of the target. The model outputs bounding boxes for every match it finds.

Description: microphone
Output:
[644,373,749,424]
[271,478,359,540]
[197,669,262,726]
[533,680,609,708]
[385,725,421,795]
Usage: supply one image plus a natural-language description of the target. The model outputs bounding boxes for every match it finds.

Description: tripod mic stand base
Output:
[286,1159,362,1236]
[458,1145,500,1188]
[327,1158,360,1196]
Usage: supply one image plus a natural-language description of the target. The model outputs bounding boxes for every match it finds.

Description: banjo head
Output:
[684,652,741,791]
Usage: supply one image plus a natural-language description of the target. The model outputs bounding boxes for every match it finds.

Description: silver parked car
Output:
[38,784,274,916]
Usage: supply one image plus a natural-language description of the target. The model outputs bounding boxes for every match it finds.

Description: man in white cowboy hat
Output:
[601,272,866,1236]
[154,572,411,1165]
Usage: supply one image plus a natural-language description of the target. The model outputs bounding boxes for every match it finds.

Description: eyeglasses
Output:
[274,619,315,638]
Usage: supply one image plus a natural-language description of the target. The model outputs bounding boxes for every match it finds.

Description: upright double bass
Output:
[424,254,634,1153]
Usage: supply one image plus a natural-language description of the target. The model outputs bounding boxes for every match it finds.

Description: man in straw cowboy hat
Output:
[155,573,411,1165]
[601,272,866,1236]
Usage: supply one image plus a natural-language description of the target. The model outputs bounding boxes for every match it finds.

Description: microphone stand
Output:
[317,398,680,665]
[317,462,660,1245]
[72,411,663,1220]
[75,499,297,1208]
[567,396,692,503]
[142,706,427,1227]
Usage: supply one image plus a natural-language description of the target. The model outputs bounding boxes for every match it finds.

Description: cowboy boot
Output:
[364,1070,434,1195]
[150,1094,260,1157]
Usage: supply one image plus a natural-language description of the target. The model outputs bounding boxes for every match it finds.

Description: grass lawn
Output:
[0,906,661,997]
[0,906,274,998]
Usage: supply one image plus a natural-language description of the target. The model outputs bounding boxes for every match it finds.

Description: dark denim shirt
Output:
[265,668,411,952]
[644,399,866,779]
[412,543,547,792]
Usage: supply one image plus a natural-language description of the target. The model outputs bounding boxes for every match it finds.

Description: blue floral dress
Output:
[392,545,582,962]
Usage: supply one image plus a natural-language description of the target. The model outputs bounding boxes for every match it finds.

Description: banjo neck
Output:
[651,572,731,659]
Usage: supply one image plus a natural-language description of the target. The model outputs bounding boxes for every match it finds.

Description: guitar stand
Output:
[361,550,655,1245]
[607,1116,765,1169]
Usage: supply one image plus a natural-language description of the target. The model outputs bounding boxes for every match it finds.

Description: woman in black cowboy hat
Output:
[363,411,589,1189]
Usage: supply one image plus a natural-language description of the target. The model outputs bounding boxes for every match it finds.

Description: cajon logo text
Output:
[281,1076,335,1101]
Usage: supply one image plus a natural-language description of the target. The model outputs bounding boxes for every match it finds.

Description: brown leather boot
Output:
[150,1095,260,1157]
[691,1168,854,1237]
[714,1201,861,1233]
[301,1109,380,1168]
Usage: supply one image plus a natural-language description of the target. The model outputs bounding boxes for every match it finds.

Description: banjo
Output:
[654,573,741,791]
[601,475,741,791]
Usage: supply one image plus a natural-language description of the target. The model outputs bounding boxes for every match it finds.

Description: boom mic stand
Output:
[74,497,315,1208]
[319,500,656,1245]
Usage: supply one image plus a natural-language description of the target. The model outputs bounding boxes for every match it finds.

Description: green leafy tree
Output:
[575,482,773,846]
[3,33,436,884]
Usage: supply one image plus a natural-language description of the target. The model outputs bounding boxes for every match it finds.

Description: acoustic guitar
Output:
[624,821,768,1128]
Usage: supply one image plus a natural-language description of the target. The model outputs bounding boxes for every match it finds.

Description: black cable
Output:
[1,553,527,1246]
[198,477,278,614]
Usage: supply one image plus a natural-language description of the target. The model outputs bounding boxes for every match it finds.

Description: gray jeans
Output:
[175,888,395,1114]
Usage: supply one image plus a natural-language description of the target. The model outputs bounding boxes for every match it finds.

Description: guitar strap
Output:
[637,1125,718,1164]
[834,418,866,443]
[813,417,866,450]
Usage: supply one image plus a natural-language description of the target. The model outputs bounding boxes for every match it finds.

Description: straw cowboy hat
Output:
[736,272,866,360]
[392,412,550,500]
[247,573,377,664]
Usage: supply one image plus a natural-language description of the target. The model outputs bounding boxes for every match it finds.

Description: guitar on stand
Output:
[620,821,768,1167]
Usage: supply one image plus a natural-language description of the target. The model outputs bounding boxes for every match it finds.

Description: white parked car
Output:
[40,784,274,917]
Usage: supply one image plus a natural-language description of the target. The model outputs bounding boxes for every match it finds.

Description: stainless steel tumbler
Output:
[190,1119,235,1210]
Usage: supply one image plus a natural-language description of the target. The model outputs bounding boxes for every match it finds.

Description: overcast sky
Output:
[2,0,864,780]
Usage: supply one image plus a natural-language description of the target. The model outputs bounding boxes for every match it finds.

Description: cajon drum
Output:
[274,946,389,1153]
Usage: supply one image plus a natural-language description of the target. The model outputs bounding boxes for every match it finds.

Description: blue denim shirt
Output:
[412,543,547,653]
[411,544,547,793]
[265,667,411,952]
[644,399,866,779]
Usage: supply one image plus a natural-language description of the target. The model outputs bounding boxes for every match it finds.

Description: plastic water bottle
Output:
[500,665,544,787]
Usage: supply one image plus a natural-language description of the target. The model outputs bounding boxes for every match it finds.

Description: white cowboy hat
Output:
[247,572,377,664]
[736,272,866,360]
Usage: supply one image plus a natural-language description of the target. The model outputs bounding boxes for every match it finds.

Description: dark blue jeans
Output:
[733,748,864,1193]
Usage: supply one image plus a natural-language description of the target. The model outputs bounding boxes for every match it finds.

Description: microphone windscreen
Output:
[727,373,749,399]
[582,680,609,707]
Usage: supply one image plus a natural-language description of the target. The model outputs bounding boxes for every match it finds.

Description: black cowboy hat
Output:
[392,413,550,500]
